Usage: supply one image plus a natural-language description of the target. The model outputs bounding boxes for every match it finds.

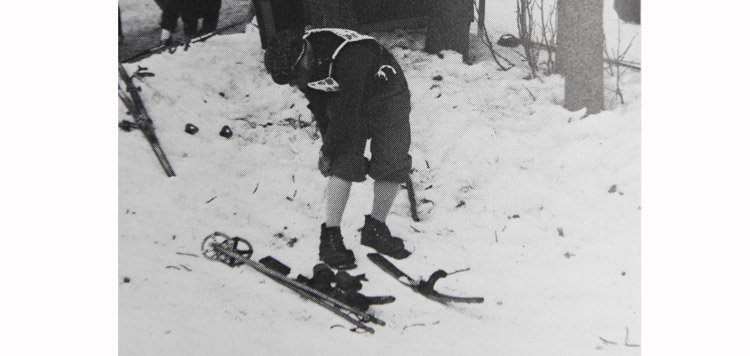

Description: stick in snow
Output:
[176,252,200,258]
[625,327,640,347]
[405,177,420,222]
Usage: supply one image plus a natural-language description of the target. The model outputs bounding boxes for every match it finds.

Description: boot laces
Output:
[325,229,347,250]
[369,220,391,241]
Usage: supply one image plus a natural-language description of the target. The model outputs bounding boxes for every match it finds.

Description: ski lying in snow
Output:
[202,232,386,333]
[367,253,484,304]
[118,64,176,177]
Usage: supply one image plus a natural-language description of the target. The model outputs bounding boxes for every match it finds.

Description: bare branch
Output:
[473,0,514,70]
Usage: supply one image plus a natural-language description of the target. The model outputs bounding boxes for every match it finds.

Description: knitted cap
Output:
[264,30,305,85]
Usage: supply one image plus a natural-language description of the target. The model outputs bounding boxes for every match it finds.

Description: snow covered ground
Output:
[119,2,640,355]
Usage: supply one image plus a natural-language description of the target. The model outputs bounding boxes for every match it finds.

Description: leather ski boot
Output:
[319,224,356,270]
[360,215,411,259]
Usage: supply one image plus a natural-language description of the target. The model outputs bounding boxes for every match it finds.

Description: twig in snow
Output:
[166,265,181,270]
[206,196,217,204]
[495,230,498,243]
[233,116,254,125]
[180,264,192,272]
[252,183,259,194]
[176,252,200,258]
[403,321,440,331]
[523,86,537,101]
[599,337,618,345]
[625,327,640,347]
[410,226,423,233]
[403,323,426,331]
[330,324,346,330]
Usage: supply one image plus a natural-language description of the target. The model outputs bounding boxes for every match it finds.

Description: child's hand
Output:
[318,150,332,177]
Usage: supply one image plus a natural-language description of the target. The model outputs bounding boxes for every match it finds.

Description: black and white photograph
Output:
[115,0,641,354]
[10,1,750,355]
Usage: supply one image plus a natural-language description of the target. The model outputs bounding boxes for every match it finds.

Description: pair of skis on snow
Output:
[203,232,483,333]
[202,232,384,333]
[118,64,176,177]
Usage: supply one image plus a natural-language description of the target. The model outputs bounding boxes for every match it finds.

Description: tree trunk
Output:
[424,0,473,61]
[558,0,604,114]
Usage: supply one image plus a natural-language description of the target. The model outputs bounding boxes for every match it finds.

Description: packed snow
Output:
[119,2,640,355]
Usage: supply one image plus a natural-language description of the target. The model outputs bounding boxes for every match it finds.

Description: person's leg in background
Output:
[181,0,201,38]
[159,0,182,43]
[200,0,222,34]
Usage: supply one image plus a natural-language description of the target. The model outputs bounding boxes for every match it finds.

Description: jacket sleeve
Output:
[320,45,375,157]
[305,95,329,136]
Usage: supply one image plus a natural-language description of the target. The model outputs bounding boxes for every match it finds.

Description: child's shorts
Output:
[330,93,412,183]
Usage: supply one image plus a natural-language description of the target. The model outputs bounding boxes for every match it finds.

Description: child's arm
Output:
[305,96,328,136]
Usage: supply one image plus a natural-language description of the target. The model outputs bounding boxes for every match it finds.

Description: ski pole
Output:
[212,243,385,326]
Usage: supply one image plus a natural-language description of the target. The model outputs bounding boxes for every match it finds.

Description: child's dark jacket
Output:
[299,30,411,160]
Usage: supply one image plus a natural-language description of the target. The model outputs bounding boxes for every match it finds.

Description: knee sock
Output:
[326,176,352,227]
[371,180,400,223]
